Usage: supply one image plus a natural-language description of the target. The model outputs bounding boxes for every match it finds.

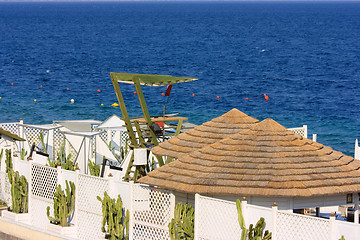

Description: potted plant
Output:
[46,180,76,237]
[2,149,30,223]
[97,192,129,240]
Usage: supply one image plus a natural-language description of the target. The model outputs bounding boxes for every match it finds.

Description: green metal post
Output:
[175,119,184,136]
[132,76,159,146]
[110,73,138,148]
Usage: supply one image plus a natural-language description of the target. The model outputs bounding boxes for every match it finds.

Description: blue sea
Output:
[0,1,359,155]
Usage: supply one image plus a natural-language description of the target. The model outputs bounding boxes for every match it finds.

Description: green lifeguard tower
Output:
[110,73,198,181]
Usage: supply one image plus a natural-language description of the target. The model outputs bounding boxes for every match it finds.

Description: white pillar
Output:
[241,197,248,228]
[329,212,336,240]
[312,134,317,142]
[129,182,134,240]
[272,202,278,240]
[355,193,359,224]
[303,125,308,139]
[355,139,359,160]
[19,119,24,151]
[194,193,200,240]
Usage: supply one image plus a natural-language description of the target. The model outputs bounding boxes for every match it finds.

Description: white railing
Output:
[288,125,308,138]
[195,194,360,240]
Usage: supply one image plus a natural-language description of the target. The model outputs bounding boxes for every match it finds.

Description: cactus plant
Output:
[47,180,75,227]
[0,148,3,166]
[5,149,13,173]
[236,199,272,240]
[97,192,129,240]
[88,159,100,177]
[8,169,28,213]
[20,148,27,160]
[168,202,194,240]
[339,236,345,240]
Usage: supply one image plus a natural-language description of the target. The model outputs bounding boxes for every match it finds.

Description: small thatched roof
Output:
[152,108,259,159]
[0,128,25,141]
[139,118,360,197]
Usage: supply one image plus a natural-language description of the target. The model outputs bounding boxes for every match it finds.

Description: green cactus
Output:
[39,132,48,154]
[236,199,272,240]
[168,202,194,240]
[0,148,3,166]
[97,192,129,240]
[20,148,27,160]
[339,236,345,240]
[47,180,75,227]
[88,159,100,177]
[8,169,28,213]
[5,149,13,174]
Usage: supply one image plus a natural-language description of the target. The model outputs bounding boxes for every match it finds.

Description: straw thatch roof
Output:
[139,118,360,197]
[152,108,259,159]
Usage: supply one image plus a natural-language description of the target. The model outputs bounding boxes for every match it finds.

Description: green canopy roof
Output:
[110,72,198,86]
[0,128,25,141]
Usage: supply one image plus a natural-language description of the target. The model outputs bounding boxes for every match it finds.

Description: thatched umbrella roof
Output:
[152,108,259,159]
[139,118,360,197]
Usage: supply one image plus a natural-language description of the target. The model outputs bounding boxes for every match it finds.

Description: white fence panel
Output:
[334,220,360,240]
[0,122,19,135]
[77,173,109,240]
[276,211,329,240]
[131,184,174,240]
[0,171,11,205]
[288,125,307,138]
[246,204,274,232]
[13,159,30,180]
[196,195,241,240]
[30,163,58,229]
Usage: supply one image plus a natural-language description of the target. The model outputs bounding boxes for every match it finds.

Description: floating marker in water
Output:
[11,83,14,86]
[46,70,50,73]
[97,89,101,93]
[192,94,195,97]
[40,85,43,88]
[217,96,220,99]
[133,91,136,95]
[161,93,164,96]
[67,88,70,91]
[111,102,119,107]
[71,99,74,104]
[34,99,37,102]
[264,94,269,101]
[101,104,104,106]
[0,97,2,100]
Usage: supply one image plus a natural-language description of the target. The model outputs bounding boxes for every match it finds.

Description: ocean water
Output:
[0,1,359,155]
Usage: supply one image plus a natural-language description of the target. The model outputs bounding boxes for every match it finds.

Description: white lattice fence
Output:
[0,122,19,135]
[196,195,241,240]
[0,171,11,205]
[276,211,330,240]
[77,173,109,240]
[288,125,307,138]
[131,184,174,240]
[24,127,46,148]
[53,128,64,160]
[30,163,58,229]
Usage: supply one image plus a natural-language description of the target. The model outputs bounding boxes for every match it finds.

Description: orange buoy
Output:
[192,94,195,97]
[217,96,220,99]
[264,94,269,101]
[161,93,164,96]
[97,89,101,93]
[245,97,249,100]
[11,83,14,86]
[67,88,69,91]
[40,85,43,88]
[133,91,136,95]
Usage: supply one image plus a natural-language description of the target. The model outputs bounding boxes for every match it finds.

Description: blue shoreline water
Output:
[0,1,359,155]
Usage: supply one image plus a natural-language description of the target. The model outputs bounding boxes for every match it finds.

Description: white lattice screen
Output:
[196,195,241,240]
[276,211,329,240]
[288,125,307,138]
[0,171,11,205]
[131,184,174,240]
[31,163,57,199]
[0,122,19,135]
[24,127,47,149]
[77,173,109,240]
[30,196,53,230]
